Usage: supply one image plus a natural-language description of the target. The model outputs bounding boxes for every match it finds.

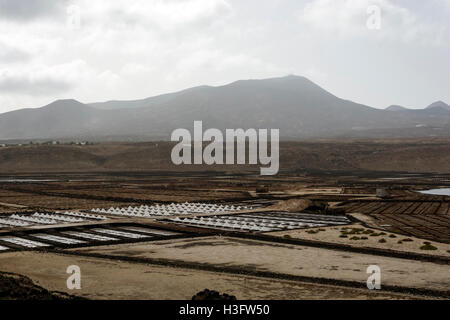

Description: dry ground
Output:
[2,139,450,173]
[1,140,450,300]
[269,223,450,257]
[0,251,425,300]
[68,236,449,294]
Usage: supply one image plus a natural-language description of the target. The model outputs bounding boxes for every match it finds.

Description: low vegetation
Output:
[420,242,438,251]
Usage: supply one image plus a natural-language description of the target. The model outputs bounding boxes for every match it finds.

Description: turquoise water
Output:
[420,188,450,196]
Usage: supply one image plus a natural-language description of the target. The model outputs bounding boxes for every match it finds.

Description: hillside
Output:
[1,76,450,140]
[427,101,450,111]
[2,140,450,174]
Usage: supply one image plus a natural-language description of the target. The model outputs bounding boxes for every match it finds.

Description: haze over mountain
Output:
[386,101,450,113]
[0,75,449,141]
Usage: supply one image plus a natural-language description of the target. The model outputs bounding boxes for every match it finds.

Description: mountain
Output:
[385,103,450,117]
[89,85,211,110]
[386,102,450,114]
[0,75,450,141]
[426,101,450,112]
[386,105,410,112]
[0,99,105,140]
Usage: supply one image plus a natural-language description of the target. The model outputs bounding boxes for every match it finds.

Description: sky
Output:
[0,0,449,113]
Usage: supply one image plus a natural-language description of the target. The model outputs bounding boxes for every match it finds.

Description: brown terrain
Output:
[0,139,449,300]
[1,139,450,173]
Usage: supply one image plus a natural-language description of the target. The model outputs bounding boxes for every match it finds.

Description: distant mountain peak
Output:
[267,74,308,81]
[283,74,303,79]
[386,105,409,111]
[229,74,307,84]
[45,99,84,107]
[427,100,450,110]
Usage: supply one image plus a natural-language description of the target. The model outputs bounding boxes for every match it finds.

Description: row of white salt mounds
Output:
[0,217,30,227]
[91,202,251,217]
[33,212,85,223]
[55,211,108,220]
[0,211,108,229]
[10,214,57,225]
[169,215,329,232]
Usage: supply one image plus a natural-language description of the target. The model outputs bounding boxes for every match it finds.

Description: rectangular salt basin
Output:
[62,231,118,242]
[92,228,150,239]
[33,234,86,245]
[1,237,51,248]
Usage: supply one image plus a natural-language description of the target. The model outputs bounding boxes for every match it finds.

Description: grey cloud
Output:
[0,0,68,21]
[0,73,72,95]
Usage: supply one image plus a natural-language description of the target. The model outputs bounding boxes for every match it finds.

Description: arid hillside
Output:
[1,139,450,174]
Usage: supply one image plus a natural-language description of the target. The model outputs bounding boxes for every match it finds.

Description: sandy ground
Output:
[0,251,416,300]
[0,202,27,208]
[268,223,450,257]
[69,236,450,292]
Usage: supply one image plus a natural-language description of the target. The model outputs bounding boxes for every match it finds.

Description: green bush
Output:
[420,243,437,251]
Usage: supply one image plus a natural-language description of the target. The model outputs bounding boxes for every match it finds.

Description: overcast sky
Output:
[0,0,449,113]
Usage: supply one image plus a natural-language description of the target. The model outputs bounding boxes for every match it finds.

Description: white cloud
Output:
[0,41,31,63]
[0,0,448,112]
[77,0,232,32]
[299,0,448,45]
[0,0,238,111]
[0,60,90,94]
